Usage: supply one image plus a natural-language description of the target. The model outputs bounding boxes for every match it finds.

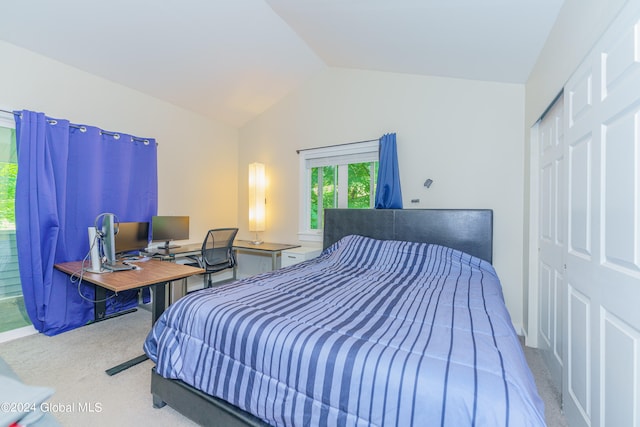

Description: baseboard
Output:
[0,324,37,344]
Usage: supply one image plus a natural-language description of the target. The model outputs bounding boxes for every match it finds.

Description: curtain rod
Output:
[537,89,564,123]
[0,108,157,145]
[296,138,378,154]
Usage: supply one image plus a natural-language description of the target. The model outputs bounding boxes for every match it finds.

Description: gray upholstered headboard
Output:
[322,208,493,263]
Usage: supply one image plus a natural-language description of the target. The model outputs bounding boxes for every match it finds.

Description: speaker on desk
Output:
[87,226,103,273]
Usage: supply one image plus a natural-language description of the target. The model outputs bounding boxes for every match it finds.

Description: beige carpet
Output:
[522,339,568,427]
[0,308,196,427]
[0,308,567,426]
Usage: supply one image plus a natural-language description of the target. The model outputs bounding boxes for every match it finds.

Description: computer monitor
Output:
[94,213,136,272]
[115,222,150,255]
[152,216,189,249]
[101,213,117,268]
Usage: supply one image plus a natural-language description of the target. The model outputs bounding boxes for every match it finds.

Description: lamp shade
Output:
[248,162,266,232]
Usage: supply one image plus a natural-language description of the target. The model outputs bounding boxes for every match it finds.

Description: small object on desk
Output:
[103,261,136,272]
[123,262,141,270]
[126,256,151,263]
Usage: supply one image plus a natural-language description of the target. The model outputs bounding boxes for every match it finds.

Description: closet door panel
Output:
[537,95,565,390]
[602,111,639,272]
[567,133,593,260]
[563,7,640,427]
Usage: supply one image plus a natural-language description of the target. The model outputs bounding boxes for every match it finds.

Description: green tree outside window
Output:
[310,161,378,230]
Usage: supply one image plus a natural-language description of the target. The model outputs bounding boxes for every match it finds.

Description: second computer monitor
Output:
[152,215,189,249]
[115,221,150,254]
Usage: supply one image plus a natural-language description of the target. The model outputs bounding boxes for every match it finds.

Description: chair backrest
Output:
[202,228,239,268]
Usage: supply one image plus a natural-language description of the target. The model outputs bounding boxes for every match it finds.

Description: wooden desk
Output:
[144,240,301,280]
[232,240,301,272]
[55,259,203,321]
[55,259,204,375]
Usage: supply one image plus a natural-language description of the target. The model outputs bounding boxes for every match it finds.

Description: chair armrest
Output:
[185,255,204,268]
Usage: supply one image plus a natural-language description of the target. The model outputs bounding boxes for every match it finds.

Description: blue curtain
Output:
[374,133,403,209]
[15,111,158,336]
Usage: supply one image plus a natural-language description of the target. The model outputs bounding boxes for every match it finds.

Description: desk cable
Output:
[68,232,118,304]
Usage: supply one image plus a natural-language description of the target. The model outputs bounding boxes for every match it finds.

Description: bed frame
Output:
[150,208,493,426]
[323,208,493,263]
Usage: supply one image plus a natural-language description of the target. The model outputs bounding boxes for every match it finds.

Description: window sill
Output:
[297,231,322,243]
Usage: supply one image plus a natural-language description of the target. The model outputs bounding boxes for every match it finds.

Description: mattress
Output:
[144,235,545,426]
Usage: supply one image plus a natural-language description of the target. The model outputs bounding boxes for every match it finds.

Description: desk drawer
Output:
[282,253,305,267]
[281,247,322,268]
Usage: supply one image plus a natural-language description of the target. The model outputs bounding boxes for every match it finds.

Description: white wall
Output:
[525,0,628,127]
[239,68,527,330]
[522,0,627,337]
[0,40,239,242]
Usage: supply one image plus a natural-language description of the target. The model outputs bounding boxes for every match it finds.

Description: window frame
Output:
[298,140,378,242]
[0,112,35,339]
[0,114,14,129]
[0,114,16,230]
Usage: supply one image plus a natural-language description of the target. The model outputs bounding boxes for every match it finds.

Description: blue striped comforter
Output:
[144,235,545,426]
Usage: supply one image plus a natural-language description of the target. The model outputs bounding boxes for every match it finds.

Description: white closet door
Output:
[537,96,565,393]
[564,3,640,426]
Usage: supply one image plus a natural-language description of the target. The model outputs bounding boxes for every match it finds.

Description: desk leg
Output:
[94,286,136,322]
[105,355,149,376]
[95,285,106,321]
[105,282,167,376]
[272,253,277,271]
[151,282,166,323]
[232,249,238,279]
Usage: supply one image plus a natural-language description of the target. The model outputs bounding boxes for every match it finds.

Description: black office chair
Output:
[187,228,239,288]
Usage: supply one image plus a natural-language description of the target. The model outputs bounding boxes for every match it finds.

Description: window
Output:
[298,141,378,241]
[0,119,16,230]
[0,115,32,334]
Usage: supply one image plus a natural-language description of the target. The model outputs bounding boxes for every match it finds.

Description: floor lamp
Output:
[248,162,265,245]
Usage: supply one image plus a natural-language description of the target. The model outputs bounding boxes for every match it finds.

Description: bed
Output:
[144,208,545,426]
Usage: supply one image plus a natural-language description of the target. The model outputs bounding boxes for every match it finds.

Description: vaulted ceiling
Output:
[0,0,564,126]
